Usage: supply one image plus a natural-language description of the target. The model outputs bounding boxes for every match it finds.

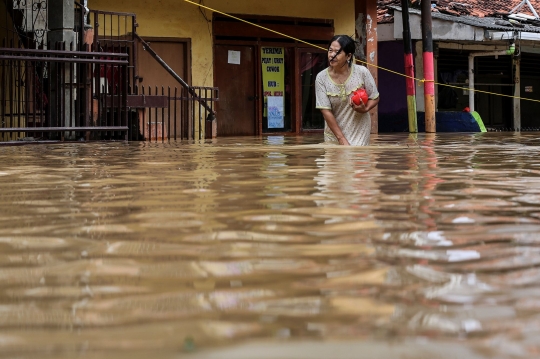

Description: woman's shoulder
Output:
[353,63,369,74]
[316,67,330,81]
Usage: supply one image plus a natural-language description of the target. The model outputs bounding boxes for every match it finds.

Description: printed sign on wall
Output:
[267,96,284,129]
[228,50,241,65]
[261,47,285,128]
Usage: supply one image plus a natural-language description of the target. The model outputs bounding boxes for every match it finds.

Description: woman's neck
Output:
[331,65,350,76]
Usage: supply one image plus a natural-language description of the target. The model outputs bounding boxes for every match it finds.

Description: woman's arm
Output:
[350,97,379,113]
[320,109,350,146]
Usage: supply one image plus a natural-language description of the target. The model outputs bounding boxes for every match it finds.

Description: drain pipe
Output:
[468,43,515,112]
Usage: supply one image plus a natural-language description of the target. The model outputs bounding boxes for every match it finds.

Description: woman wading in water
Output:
[315,35,379,146]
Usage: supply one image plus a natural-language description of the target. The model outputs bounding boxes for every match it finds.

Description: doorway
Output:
[137,38,190,138]
[212,14,333,137]
[298,49,327,131]
[214,44,257,136]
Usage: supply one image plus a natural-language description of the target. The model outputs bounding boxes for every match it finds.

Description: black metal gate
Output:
[1,0,218,143]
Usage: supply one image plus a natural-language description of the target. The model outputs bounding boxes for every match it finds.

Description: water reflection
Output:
[0,133,539,358]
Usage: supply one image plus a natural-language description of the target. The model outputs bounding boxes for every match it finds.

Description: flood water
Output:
[1,133,540,358]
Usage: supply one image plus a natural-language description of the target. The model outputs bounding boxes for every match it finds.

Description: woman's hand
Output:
[337,136,350,146]
[320,109,350,146]
[350,97,370,113]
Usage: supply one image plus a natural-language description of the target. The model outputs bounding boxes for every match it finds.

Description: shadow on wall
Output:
[379,111,486,133]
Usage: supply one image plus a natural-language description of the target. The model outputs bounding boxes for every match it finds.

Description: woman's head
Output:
[328,35,356,68]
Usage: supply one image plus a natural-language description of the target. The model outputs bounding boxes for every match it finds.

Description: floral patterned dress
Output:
[315,64,379,146]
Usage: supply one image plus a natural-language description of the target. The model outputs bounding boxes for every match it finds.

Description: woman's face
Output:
[328,40,351,69]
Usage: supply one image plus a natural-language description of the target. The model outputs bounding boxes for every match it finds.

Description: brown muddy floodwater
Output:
[0,133,540,359]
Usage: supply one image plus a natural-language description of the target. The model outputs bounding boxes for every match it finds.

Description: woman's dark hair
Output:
[328,35,356,67]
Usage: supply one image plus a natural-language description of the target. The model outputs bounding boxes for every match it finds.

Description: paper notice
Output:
[228,50,241,65]
[267,96,284,129]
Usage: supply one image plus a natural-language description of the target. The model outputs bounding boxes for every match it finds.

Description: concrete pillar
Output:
[415,41,425,112]
[421,0,436,133]
[354,0,378,134]
[48,0,77,139]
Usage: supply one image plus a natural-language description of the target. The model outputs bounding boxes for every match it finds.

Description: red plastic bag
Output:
[352,88,369,105]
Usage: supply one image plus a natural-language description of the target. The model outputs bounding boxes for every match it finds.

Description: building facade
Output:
[88,0,379,137]
[377,0,540,131]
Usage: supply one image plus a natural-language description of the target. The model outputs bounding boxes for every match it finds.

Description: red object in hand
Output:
[352,88,369,106]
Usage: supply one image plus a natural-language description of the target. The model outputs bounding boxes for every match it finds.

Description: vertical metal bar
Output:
[6,56,10,142]
[60,45,65,140]
[174,87,178,140]
[123,59,128,141]
[25,61,36,133]
[148,86,152,142]
[106,56,111,139]
[198,87,202,140]
[180,87,184,139]
[116,55,121,139]
[39,59,45,138]
[17,56,21,134]
[123,16,128,88]
[9,51,14,141]
[95,51,101,139]
[205,88,210,140]
[0,58,5,141]
[110,33,114,139]
[22,58,28,139]
[192,89,195,140]
[161,86,165,142]
[154,86,158,142]
[167,87,171,142]
[142,85,146,140]
[47,56,52,140]
[184,86,189,140]
[182,87,185,140]
[132,84,138,141]
[97,44,104,139]
[111,57,116,139]
[70,45,74,138]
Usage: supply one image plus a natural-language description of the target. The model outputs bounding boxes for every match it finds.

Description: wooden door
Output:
[214,45,256,136]
[298,48,327,131]
[137,39,189,139]
[137,40,188,91]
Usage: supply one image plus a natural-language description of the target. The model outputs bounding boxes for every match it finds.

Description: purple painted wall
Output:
[379,41,407,113]
[378,40,410,132]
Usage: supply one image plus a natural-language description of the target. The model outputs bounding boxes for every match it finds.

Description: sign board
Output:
[261,47,285,128]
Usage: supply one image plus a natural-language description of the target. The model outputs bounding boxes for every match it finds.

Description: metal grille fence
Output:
[0,46,129,142]
[1,1,218,143]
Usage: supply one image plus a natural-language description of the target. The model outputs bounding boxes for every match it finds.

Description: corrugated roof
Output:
[388,5,540,33]
[378,0,540,32]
